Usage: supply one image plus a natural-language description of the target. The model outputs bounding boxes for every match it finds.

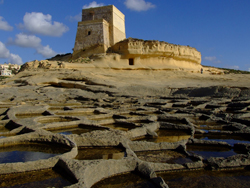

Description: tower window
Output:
[88,31,91,35]
[129,58,134,65]
[90,11,95,20]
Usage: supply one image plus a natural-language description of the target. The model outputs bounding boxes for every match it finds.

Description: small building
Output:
[73,5,126,59]
[0,63,9,70]
[1,69,12,76]
[0,63,21,76]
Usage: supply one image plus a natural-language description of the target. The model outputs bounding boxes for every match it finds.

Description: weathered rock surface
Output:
[0,66,250,187]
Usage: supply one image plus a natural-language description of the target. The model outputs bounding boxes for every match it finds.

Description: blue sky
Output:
[0,0,250,71]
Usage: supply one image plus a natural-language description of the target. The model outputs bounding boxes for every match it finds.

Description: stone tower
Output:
[73,5,126,58]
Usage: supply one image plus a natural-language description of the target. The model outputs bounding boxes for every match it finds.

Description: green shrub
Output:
[0,76,8,81]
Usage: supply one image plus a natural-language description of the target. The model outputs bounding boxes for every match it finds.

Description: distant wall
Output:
[110,38,201,65]
[88,53,202,72]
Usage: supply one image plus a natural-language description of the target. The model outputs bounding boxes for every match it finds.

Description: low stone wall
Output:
[0,130,77,175]
[107,38,202,71]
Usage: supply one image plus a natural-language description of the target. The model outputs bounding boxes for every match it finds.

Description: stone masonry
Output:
[73,5,126,58]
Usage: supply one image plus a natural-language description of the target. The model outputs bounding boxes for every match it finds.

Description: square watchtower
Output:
[73,5,126,58]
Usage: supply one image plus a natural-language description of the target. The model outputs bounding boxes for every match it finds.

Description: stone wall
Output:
[110,38,201,65]
[106,38,202,71]
[82,6,113,23]
[73,20,109,52]
[110,5,126,45]
[73,5,126,58]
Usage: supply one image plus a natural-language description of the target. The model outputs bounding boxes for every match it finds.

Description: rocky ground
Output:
[0,62,250,188]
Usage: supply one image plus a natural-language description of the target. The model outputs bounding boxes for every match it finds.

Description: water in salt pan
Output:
[137,129,191,143]
[158,169,250,188]
[92,171,155,188]
[0,168,74,188]
[75,147,125,160]
[0,143,71,164]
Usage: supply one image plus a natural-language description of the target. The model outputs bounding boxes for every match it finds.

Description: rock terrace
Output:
[0,67,250,187]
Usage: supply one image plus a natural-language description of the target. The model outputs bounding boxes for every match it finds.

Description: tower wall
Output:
[74,20,109,52]
[73,5,125,58]
[111,6,126,45]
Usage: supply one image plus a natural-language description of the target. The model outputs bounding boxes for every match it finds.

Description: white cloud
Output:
[18,12,69,37]
[248,68,250,72]
[8,33,57,58]
[8,33,41,48]
[0,41,23,65]
[203,56,221,64]
[0,41,10,58]
[36,45,57,58]
[0,0,4,5]
[204,56,216,61]
[83,1,105,9]
[227,65,239,70]
[124,0,155,11]
[0,16,13,31]
[8,54,23,65]
[215,60,221,63]
[67,13,82,22]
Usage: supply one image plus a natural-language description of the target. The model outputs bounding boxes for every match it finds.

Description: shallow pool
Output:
[158,169,250,188]
[137,129,191,143]
[92,171,155,188]
[187,145,237,159]
[0,143,71,163]
[75,147,125,160]
[135,150,193,164]
[0,168,73,188]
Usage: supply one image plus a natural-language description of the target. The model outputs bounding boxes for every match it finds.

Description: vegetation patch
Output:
[220,68,250,74]
[0,76,8,81]
[203,65,250,74]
